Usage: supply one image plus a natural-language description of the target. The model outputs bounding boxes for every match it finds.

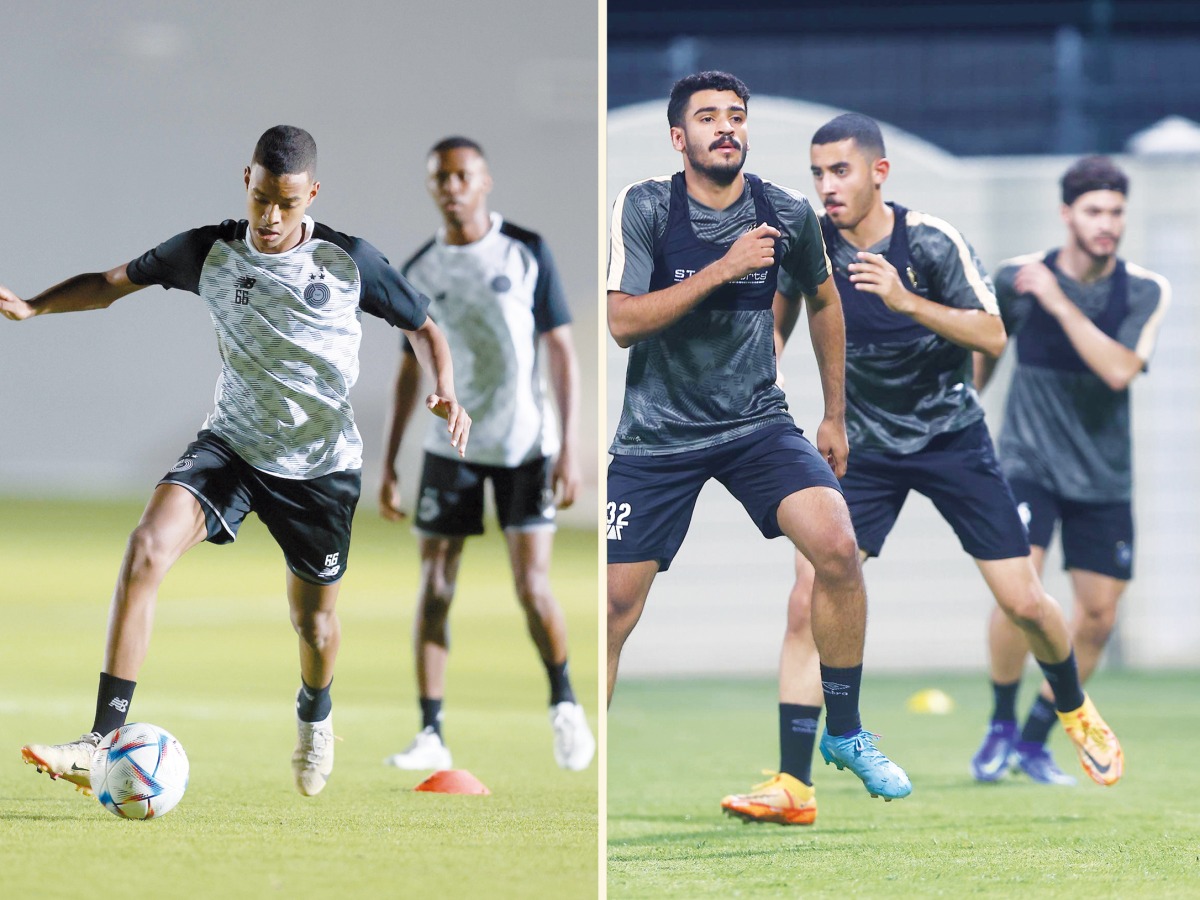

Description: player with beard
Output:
[608,72,910,821]
[722,115,1125,826]
[970,157,1169,785]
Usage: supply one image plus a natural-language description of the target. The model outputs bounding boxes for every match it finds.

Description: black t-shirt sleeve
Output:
[125,224,228,294]
[530,236,572,333]
[326,230,429,330]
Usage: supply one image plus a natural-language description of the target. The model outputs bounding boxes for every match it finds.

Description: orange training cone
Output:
[413,769,491,795]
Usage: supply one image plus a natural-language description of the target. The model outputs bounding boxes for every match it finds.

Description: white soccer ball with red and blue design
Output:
[90,722,189,820]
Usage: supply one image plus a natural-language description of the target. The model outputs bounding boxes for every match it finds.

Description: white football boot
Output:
[292,713,335,796]
[21,732,103,793]
[550,702,595,771]
[384,726,453,770]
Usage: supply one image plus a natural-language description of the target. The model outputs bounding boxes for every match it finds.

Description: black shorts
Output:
[414,453,556,537]
[845,419,1030,561]
[606,422,843,572]
[1009,478,1134,580]
[160,430,361,584]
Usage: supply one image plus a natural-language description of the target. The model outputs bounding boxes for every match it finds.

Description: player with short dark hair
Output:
[608,73,911,820]
[379,137,594,772]
[970,156,1168,785]
[6,124,471,798]
[722,114,1124,826]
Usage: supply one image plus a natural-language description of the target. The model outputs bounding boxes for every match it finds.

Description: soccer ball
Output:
[90,723,189,820]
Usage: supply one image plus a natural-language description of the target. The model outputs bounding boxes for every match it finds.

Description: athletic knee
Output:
[123,524,175,583]
[807,529,861,587]
[514,571,554,613]
[1077,604,1117,645]
[293,608,338,650]
[786,580,815,635]
[998,582,1049,630]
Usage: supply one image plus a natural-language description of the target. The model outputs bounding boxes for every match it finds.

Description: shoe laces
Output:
[297,726,339,765]
[77,732,102,748]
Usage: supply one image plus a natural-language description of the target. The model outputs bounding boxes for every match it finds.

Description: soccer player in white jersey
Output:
[3,125,470,798]
[379,137,594,772]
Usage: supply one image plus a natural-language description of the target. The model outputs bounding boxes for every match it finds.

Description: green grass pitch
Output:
[608,672,1200,898]
[0,498,598,898]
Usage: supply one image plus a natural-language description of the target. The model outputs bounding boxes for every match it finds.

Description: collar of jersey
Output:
[242,215,316,259]
[436,211,502,250]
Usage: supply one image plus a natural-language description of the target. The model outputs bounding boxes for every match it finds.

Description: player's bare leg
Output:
[774,488,910,800]
[506,529,569,667]
[975,555,1122,785]
[288,572,342,796]
[414,536,466,698]
[508,528,594,769]
[106,483,210,677]
[721,549,828,825]
[607,559,658,706]
[22,483,207,791]
[384,536,463,770]
[776,488,864,668]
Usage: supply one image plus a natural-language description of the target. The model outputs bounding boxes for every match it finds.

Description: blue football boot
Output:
[1013,741,1078,786]
[819,728,912,800]
[970,720,1018,782]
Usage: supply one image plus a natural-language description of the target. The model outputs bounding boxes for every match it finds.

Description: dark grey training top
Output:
[994,250,1169,502]
[607,174,830,455]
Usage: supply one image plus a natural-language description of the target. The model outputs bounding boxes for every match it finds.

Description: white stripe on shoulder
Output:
[907,210,999,315]
[997,250,1048,270]
[607,176,670,293]
[1124,262,1172,361]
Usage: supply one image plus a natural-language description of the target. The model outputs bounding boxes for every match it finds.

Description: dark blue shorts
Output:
[160,430,361,585]
[606,422,842,572]
[1009,478,1134,580]
[845,419,1030,561]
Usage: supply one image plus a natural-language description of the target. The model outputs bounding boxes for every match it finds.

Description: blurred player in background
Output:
[608,72,911,818]
[728,114,1124,826]
[971,156,1169,785]
[379,137,594,773]
[6,125,469,798]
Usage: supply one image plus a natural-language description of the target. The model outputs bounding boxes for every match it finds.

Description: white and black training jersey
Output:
[402,212,572,467]
[127,216,429,479]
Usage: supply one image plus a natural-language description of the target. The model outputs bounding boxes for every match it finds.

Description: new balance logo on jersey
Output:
[234,275,256,305]
[607,501,631,541]
[108,697,129,713]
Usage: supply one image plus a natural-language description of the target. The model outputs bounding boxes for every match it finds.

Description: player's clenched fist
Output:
[720,223,781,281]
[0,285,34,321]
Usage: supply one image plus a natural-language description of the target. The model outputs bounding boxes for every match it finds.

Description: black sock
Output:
[546,660,576,706]
[779,703,821,785]
[1035,649,1085,712]
[1020,695,1059,745]
[419,696,443,736]
[295,678,332,723]
[92,672,136,737]
[820,663,863,737]
[990,679,1020,722]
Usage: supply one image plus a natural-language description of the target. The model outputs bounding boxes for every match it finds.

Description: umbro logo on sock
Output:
[821,681,851,696]
[108,698,129,712]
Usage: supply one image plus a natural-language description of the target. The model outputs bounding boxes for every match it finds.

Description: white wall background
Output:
[608,97,1200,674]
[0,0,599,527]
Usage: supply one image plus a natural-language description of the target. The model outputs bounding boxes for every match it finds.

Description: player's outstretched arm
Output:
[0,265,144,321]
[543,324,581,509]
[608,223,780,348]
[804,276,849,477]
[379,352,423,522]
[403,318,471,457]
